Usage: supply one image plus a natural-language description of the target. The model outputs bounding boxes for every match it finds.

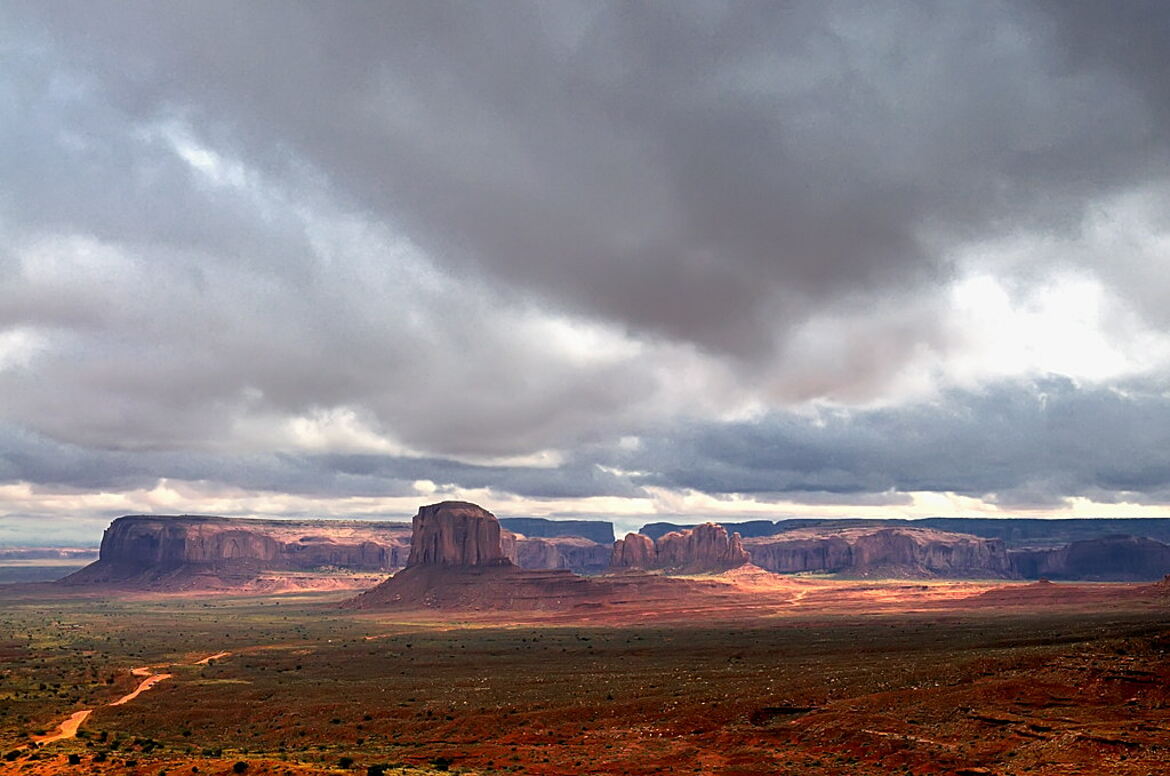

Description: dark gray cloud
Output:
[4,380,1170,513]
[1,1,1169,524]
[616,378,1170,507]
[0,424,644,501]
[6,1,1169,356]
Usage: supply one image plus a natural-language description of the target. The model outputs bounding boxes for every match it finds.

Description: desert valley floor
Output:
[3,574,1170,776]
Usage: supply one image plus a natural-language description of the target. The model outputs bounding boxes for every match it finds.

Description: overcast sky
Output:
[3,1,1170,545]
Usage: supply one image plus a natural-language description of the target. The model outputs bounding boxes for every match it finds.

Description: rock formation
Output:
[503,533,611,575]
[611,532,656,569]
[346,501,606,610]
[744,527,1014,578]
[57,509,617,593]
[1009,535,1170,581]
[642,517,1170,552]
[609,523,749,573]
[60,515,412,589]
[406,501,509,567]
[344,501,737,612]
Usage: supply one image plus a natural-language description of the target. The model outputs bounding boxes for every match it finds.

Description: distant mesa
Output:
[53,509,619,592]
[638,519,1170,581]
[499,517,615,546]
[610,523,749,574]
[744,526,1015,579]
[343,501,742,612]
[59,515,413,592]
[502,531,611,575]
[1009,534,1170,582]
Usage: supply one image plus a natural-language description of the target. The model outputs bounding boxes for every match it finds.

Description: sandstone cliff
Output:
[609,523,749,573]
[346,501,602,610]
[61,515,412,589]
[503,533,611,574]
[1009,534,1170,581]
[344,501,733,612]
[406,501,509,567]
[642,517,1170,550]
[744,527,1014,578]
[610,532,656,569]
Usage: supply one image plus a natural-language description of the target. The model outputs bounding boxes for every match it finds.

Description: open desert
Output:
[5,503,1170,776]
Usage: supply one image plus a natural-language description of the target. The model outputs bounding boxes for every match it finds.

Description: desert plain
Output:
[3,566,1170,776]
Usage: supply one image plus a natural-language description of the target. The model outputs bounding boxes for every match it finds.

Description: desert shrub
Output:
[366,765,388,776]
[232,762,248,774]
[338,756,354,768]
[67,754,81,765]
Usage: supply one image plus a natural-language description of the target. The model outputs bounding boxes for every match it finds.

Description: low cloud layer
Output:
[2,3,1170,541]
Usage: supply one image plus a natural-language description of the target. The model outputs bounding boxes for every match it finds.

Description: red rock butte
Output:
[406,501,511,567]
[610,522,749,573]
[344,501,730,612]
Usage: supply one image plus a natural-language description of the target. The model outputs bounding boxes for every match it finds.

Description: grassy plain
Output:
[1,583,1169,775]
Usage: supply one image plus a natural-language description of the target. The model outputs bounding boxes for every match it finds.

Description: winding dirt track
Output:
[109,669,173,707]
[30,710,93,746]
[30,652,231,746]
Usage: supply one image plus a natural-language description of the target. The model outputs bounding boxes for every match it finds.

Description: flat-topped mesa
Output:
[60,515,413,591]
[406,501,511,568]
[744,526,1015,579]
[610,523,750,573]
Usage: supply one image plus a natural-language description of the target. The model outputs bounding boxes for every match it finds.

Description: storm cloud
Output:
[1,2,1170,539]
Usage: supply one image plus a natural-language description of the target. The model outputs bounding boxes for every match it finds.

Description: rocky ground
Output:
[2,577,1169,775]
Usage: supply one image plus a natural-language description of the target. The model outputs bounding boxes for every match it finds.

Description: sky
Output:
[2,1,1170,545]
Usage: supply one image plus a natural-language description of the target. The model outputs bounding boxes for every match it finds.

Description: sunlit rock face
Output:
[345,501,607,611]
[610,532,657,569]
[744,527,1015,578]
[59,515,413,589]
[406,501,511,567]
[609,523,750,573]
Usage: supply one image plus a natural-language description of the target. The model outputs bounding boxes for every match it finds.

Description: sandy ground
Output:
[28,652,230,748]
[28,710,92,746]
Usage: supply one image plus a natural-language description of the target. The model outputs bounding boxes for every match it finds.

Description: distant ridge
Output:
[499,517,614,545]
[640,517,1170,547]
[639,518,1170,581]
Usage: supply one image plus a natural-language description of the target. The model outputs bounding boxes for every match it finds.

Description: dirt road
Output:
[30,652,229,746]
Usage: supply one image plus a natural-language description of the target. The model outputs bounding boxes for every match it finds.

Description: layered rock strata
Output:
[61,515,412,589]
[406,501,508,567]
[609,523,749,573]
[347,501,601,610]
[744,527,1014,578]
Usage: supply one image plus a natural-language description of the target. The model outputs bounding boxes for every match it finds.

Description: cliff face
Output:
[406,501,509,567]
[503,533,611,574]
[609,523,749,573]
[61,515,412,587]
[641,517,1170,549]
[1010,535,1170,581]
[345,501,606,611]
[744,527,1014,578]
[611,532,656,569]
